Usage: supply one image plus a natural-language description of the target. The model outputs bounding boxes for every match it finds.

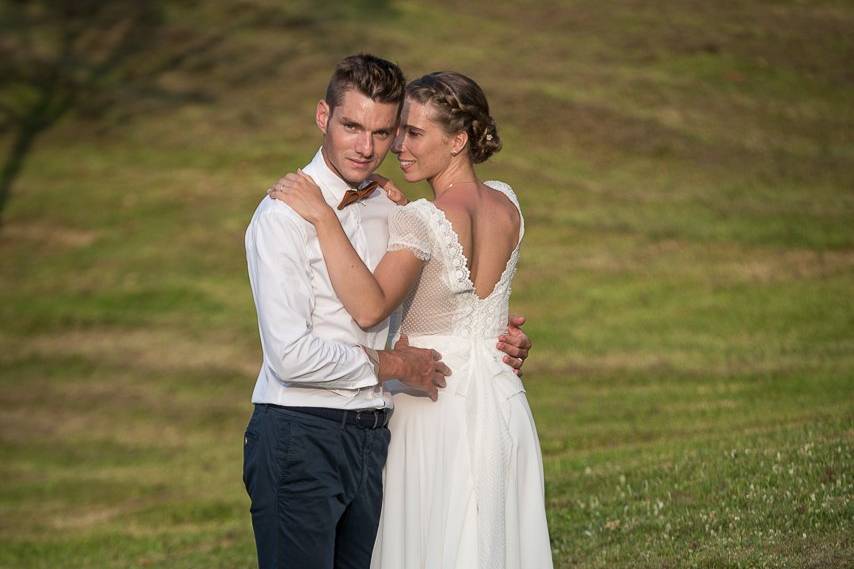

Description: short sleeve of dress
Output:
[387,202,432,261]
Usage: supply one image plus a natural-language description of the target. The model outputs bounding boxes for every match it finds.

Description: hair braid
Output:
[405,72,502,164]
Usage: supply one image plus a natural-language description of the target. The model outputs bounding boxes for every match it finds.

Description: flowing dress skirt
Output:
[371,335,553,569]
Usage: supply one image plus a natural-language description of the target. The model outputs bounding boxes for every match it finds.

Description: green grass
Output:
[1,0,852,567]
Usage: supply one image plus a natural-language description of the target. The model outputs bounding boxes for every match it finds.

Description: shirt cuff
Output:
[361,346,380,379]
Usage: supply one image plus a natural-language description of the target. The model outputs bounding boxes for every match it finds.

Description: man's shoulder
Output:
[247,196,310,241]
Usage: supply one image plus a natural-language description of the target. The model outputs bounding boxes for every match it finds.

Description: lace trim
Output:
[423,201,472,290]
[422,180,523,297]
[388,241,431,261]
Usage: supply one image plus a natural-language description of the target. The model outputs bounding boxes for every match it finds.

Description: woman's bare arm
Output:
[268,171,425,329]
[314,216,424,328]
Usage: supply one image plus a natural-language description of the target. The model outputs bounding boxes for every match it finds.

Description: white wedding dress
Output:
[372,181,553,569]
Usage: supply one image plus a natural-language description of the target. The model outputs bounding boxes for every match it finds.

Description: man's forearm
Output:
[266,335,377,389]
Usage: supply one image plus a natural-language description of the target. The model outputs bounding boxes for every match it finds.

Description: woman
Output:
[270,72,553,569]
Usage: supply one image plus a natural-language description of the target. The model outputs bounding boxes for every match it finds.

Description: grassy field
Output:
[1,1,852,567]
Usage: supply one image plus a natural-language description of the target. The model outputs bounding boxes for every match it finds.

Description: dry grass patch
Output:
[1,222,99,249]
[22,328,258,378]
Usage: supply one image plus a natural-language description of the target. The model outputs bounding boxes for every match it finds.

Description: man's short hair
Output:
[325,54,406,114]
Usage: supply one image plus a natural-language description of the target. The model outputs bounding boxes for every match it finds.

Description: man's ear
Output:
[451,130,468,156]
[316,100,331,134]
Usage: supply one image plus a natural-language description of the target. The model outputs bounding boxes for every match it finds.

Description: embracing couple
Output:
[242,54,553,569]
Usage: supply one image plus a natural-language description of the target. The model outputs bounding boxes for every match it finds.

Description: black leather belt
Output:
[268,405,391,429]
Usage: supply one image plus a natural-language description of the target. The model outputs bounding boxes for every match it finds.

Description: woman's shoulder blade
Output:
[483,180,524,246]
[484,180,521,210]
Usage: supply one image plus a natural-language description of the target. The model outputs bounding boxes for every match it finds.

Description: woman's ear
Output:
[451,130,468,156]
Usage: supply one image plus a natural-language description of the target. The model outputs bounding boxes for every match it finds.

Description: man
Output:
[243,54,531,569]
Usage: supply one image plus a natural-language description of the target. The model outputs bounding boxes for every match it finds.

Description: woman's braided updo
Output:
[405,72,501,164]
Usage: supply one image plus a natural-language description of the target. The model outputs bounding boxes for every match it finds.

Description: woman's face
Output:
[392,98,457,182]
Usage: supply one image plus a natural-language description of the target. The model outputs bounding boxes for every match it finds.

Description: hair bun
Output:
[470,115,501,164]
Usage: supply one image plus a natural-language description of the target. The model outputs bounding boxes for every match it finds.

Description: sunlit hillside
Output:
[1,1,852,567]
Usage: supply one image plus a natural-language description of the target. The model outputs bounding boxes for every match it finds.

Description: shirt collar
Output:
[302,147,374,206]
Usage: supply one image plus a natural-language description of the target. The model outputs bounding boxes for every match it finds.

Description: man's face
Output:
[316,89,399,186]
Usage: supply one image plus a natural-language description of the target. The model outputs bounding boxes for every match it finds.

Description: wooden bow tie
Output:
[337,181,379,210]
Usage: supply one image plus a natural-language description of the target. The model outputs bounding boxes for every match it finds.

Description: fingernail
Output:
[497,342,504,349]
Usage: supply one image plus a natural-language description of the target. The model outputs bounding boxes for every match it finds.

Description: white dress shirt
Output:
[245,148,398,410]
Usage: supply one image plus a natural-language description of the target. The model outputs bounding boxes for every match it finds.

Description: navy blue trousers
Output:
[243,404,391,569]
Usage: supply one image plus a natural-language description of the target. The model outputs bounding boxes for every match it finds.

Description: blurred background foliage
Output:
[0,1,852,567]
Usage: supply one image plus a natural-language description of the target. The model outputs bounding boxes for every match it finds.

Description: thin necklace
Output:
[445,180,478,193]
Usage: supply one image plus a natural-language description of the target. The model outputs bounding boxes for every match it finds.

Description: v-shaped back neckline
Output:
[422,181,522,301]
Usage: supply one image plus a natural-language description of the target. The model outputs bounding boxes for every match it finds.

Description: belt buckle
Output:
[355,410,380,429]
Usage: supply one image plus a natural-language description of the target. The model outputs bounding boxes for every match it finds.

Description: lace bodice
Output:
[387,181,524,339]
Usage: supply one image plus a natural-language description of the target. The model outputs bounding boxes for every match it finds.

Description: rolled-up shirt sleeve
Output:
[246,206,377,390]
